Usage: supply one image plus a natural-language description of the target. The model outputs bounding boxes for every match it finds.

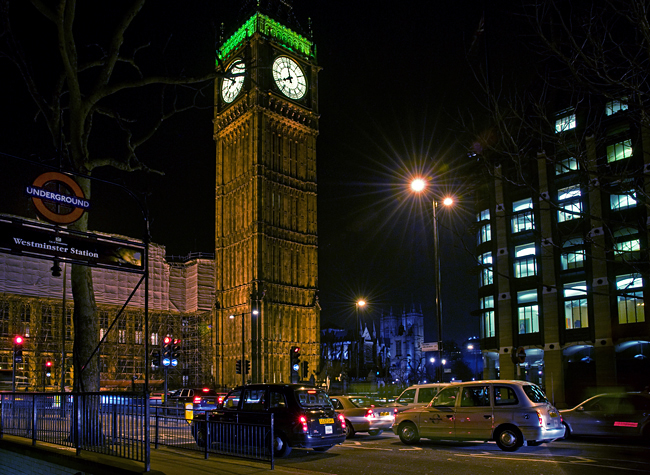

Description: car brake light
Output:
[365,409,375,419]
[338,414,346,429]
[299,415,308,433]
[536,411,543,427]
[193,396,201,404]
[202,387,210,393]
[394,408,398,415]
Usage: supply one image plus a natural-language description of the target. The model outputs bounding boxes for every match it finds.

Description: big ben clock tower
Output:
[213,1,320,388]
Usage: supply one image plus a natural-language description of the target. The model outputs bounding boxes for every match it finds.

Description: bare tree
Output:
[0,0,229,392]
[462,0,650,291]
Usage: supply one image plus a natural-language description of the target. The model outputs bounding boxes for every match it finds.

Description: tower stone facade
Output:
[213,5,320,388]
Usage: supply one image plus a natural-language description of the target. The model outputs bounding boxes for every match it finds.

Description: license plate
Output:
[379,412,389,416]
[325,425,333,434]
[319,418,334,424]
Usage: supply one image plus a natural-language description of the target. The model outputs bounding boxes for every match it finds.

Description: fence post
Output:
[154,405,159,449]
[204,421,210,460]
[31,394,36,446]
[112,402,118,444]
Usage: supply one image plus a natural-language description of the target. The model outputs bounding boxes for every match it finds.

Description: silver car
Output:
[384,383,448,414]
[330,395,395,438]
[560,392,650,439]
[393,380,565,451]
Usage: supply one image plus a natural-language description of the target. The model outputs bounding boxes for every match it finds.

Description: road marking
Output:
[454,453,648,472]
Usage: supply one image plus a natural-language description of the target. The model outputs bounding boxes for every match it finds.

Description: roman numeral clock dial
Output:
[272,56,307,100]
[221,60,246,103]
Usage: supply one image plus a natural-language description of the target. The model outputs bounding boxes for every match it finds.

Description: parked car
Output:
[330,395,395,438]
[560,392,650,439]
[385,383,448,414]
[191,383,347,457]
[392,380,565,451]
[170,387,220,413]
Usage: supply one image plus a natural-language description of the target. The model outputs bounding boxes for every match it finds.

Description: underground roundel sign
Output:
[26,172,90,225]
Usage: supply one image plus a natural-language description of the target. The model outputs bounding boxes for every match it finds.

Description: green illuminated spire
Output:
[218,1,314,63]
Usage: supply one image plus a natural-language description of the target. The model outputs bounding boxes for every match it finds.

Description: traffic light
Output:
[152,350,161,367]
[162,336,172,366]
[235,359,242,374]
[290,346,301,371]
[44,360,52,378]
[245,360,251,374]
[301,360,309,379]
[171,339,181,359]
[13,335,24,363]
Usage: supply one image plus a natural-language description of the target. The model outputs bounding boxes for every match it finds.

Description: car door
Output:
[454,384,493,440]
[418,386,459,438]
[571,396,616,436]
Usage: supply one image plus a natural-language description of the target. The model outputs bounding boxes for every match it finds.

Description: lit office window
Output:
[479,252,493,287]
[555,114,576,133]
[555,157,578,175]
[514,243,537,278]
[613,227,640,261]
[557,185,582,222]
[610,192,637,210]
[606,100,628,116]
[616,274,645,324]
[477,209,490,221]
[478,223,491,244]
[561,238,585,270]
[517,290,539,334]
[151,332,159,346]
[607,139,633,162]
[511,198,534,233]
[564,282,588,329]
[480,296,495,338]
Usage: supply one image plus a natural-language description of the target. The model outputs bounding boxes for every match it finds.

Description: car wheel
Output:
[313,446,331,452]
[398,422,420,444]
[345,420,355,438]
[368,429,383,436]
[562,422,571,439]
[271,432,292,458]
[495,426,523,452]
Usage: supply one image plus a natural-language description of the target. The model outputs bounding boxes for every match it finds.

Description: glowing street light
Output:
[410,177,454,382]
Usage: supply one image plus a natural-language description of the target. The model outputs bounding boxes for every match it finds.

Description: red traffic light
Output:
[45,361,52,367]
[291,346,300,354]
[163,336,172,345]
[14,335,24,345]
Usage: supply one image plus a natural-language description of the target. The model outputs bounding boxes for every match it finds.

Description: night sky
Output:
[0,1,525,345]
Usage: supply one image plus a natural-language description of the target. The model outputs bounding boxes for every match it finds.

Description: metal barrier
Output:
[149,405,274,469]
[0,392,147,462]
[1,392,275,469]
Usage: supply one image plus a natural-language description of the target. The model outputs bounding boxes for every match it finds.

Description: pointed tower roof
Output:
[219,1,314,62]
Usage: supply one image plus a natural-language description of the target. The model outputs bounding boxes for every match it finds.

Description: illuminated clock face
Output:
[221,60,245,103]
[272,56,307,100]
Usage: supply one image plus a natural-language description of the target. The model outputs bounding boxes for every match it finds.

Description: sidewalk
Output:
[0,434,278,475]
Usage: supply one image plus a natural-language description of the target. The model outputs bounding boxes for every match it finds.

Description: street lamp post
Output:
[410,178,453,383]
[355,299,366,381]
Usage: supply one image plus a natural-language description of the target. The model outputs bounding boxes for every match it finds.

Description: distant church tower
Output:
[213,1,320,388]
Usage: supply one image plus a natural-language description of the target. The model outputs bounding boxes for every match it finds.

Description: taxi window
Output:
[295,389,332,408]
[461,386,490,407]
[522,384,549,404]
[223,390,241,410]
[418,388,437,404]
[242,389,266,411]
[330,398,343,410]
[269,390,287,409]
[432,387,459,407]
[494,386,519,406]
[397,389,416,404]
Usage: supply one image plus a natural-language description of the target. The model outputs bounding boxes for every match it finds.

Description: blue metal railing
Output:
[1,392,274,469]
